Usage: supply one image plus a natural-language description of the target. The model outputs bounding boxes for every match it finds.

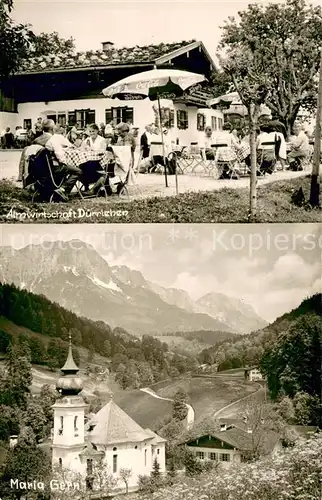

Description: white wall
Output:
[0,112,19,132]
[18,98,156,133]
[97,440,158,488]
[16,98,224,148]
[53,405,86,447]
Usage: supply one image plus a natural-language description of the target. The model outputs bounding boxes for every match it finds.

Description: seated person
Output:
[200,126,215,160]
[18,119,55,182]
[33,119,55,146]
[256,123,277,174]
[287,123,309,170]
[45,124,73,162]
[3,127,14,149]
[83,124,106,150]
[81,147,116,197]
[45,124,83,198]
[115,122,136,167]
[33,117,44,138]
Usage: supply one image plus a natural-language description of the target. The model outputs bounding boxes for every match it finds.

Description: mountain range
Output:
[0,241,267,335]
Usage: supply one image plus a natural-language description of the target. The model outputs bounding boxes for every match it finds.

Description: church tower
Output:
[52,336,88,475]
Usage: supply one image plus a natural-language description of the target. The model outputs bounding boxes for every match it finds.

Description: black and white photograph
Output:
[0,223,321,499]
[0,0,321,223]
[0,0,321,499]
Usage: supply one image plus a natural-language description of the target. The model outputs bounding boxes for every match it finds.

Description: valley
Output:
[0,241,267,336]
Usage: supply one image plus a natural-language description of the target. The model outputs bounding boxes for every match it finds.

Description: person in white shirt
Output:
[287,123,310,170]
[83,124,106,150]
[46,124,73,163]
[256,123,278,174]
[200,126,215,160]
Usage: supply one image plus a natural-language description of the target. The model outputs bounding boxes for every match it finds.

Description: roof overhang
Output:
[155,40,217,72]
[14,62,154,77]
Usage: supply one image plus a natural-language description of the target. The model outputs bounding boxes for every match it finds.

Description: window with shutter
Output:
[197,113,206,131]
[176,110,188,130]
[105,109,113,124]
[68,111,76,126]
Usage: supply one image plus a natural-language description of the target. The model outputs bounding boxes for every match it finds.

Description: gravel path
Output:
[0,150,308,200]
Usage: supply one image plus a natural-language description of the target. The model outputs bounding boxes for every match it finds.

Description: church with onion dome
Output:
[51,337,166,494]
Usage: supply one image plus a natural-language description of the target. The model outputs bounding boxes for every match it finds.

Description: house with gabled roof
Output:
[182,421,282,467]
[51,338,166,494]
[1,39,224,144]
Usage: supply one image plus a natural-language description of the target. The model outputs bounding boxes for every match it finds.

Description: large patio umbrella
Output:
[102,69,206,189]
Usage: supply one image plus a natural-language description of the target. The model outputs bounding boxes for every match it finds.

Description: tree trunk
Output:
[248,113,258,222]
[310,49,322,207]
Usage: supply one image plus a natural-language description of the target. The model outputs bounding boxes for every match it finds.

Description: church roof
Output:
[144,429,167,444]
[18,39,214,74]
[88,399,155,446]
[61,343,79,373]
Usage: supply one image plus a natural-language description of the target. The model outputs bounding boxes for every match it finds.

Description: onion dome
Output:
[56,335,83,396]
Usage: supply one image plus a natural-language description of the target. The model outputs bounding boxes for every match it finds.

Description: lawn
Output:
[0,174,320,223]
[152,376,258,421]
[113,389,173,430]
[113,375,259,430]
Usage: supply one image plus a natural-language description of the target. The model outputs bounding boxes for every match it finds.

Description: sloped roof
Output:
[88,399,154,445]
[186,427,280,453]
[145,429,167,444]
[18,40,201,74]
[186,430,253,451]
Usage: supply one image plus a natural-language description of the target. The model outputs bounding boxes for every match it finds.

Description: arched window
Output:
[58,458,62,468]
[74,416,78,430]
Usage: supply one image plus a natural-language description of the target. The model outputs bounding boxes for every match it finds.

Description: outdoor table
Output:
[63,148,113,169]
[233,142,250,162]
[211,144,238,162]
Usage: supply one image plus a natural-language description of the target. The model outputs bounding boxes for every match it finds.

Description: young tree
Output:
[182,448,203,477]
[172,390,188,421]
[91,458,118,496]
[239,401,285,460]
[119,467,132,494]
[219,0,322,137]
[218,0,322,220]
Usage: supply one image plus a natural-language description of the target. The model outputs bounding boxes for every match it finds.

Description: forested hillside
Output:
[0,283,196,388]
[199,294,321,370]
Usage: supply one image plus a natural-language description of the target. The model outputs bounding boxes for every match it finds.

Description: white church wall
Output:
[53,405,86,446]
[52,446,86,476]
[95,440,160,488]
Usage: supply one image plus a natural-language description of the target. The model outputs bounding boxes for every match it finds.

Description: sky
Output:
[0,223,321,323]
[10,0,306,62]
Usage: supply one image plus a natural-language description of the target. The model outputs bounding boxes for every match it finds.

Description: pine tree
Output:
[151,457,160,478]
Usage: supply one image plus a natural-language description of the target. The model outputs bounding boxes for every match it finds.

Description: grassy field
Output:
[111,375,260,430]
[113,389,173,430]
[0,175,320,223]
